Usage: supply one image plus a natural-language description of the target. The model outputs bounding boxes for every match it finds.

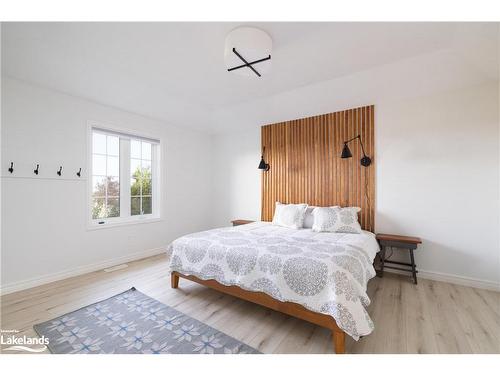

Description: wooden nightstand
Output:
[376,233,422,284]
[231,219,255,226]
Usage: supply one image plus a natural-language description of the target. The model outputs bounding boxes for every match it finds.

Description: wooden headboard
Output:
[261,105,375,232]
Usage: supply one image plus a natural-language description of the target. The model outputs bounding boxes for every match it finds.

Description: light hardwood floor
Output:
[1,254,499,354]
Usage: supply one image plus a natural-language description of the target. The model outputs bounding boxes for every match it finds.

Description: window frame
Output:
[86,121,161,230]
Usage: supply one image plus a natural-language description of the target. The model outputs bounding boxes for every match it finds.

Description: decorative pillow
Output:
[272,202,308,229]
[312,206,362,234]
[302,205,317,228]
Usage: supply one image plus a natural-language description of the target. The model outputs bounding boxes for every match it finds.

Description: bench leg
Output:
[171,272,179,289]
[332,330,346,354]
[409,249,417,284]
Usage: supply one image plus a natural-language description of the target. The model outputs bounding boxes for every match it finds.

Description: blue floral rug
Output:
[34,287,260,354]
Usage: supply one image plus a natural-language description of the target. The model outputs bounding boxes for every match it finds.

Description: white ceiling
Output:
[2,22,498,133]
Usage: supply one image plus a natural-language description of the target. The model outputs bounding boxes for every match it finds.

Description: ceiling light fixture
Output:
[225,27,272,78]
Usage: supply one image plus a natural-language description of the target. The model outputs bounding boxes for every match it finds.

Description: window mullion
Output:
[120,138,131,218]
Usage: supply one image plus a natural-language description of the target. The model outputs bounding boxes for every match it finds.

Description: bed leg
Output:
[171,272,179,289]
[332,330,346,354]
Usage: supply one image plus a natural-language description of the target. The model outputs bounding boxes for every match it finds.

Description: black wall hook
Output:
[76,168,81,177]
[34,164,40,175]
[8,162,14,174]
[57,166,63,176]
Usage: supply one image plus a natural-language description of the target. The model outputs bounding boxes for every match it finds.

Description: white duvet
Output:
[167,221,379,339]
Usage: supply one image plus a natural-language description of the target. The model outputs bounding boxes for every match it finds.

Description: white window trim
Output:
[86,121,162,230]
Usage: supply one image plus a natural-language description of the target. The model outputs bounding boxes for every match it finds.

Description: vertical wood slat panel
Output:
[261,105,375,232]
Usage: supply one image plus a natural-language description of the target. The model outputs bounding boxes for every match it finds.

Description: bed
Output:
[167,221,379,354]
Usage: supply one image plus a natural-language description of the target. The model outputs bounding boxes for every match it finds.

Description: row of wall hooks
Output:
[7,162,83,177]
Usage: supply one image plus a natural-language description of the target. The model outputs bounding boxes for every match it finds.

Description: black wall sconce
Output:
[34,164,40,175]
[8,162,14,173]
[341,135,372,167]
[57,166,63,176]
[258,147,270,171]
[76,168,82,177]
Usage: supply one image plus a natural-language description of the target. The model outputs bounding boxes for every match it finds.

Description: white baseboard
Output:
[0,247,168,296]
[384,267,500,292]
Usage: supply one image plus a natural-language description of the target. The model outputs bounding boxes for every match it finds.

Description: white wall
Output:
[211,82,500,289]
[376,83,499,286]
[1,77,213,291]
[212,128,261,227]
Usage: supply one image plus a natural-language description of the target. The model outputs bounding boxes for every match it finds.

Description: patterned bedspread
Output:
[167,221,379,340]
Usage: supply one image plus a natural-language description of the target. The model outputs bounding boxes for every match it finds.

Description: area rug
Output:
[33,287,260,354]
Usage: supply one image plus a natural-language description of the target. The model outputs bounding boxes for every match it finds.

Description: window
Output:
[130,140,152,216]
[90,125,160,226]
[92,133,120,219]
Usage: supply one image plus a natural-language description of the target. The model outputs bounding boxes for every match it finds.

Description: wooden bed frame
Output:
[171,271,346,354]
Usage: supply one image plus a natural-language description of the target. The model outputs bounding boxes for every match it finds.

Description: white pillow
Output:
[303,205,317,228]
[312,206,362,234]
[272,202,308,229]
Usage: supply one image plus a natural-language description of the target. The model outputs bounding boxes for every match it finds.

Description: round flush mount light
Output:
[224,27,272,78]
